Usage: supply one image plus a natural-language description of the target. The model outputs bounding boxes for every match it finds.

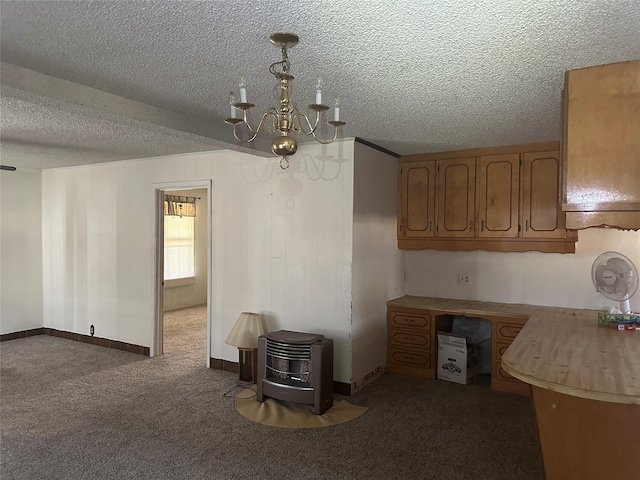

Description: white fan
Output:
[592,251,638,314]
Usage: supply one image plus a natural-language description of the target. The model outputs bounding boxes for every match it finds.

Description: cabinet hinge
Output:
[520,158,523,166]
[518,224,521,232]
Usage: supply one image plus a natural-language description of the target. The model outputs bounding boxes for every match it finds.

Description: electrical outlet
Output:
[457,274,471,285]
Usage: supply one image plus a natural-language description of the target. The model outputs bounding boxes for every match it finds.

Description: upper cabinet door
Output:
[399,161,436,238]
[477,154,520,238]
[522,151,566,238]
[437,157,476,237]
[563,60,640,229]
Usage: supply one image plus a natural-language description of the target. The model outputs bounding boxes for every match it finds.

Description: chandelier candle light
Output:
[225,32,345,169]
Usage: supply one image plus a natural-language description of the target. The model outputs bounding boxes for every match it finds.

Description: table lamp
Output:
[224,312,266,384]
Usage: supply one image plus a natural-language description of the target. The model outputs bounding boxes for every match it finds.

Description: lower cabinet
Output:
[387,309,433,378]
[387,306,529,395]
[492,320,530,395]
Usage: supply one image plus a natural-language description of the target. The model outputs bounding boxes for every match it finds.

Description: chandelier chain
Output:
[269,46,290,77]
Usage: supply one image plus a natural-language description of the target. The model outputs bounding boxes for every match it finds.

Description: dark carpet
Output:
[0,305,542,479]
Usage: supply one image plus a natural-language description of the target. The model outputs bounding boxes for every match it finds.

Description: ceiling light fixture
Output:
[225,32,345,169]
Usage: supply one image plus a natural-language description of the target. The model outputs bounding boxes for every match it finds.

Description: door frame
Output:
[152,179,213,367]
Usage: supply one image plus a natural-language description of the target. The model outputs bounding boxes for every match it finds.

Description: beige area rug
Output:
[235,387,368,428]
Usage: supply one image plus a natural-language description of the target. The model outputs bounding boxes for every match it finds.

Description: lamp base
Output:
[237,348,258,385]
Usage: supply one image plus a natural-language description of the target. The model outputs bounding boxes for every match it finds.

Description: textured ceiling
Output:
[1,0,639,169]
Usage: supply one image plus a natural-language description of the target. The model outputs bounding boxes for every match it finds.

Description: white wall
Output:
[0,169,43,334]
[404,228,640,312]
[163,188,208,311]
[351,143,404,390]
[41,140,356,382]
[257,141,355,381]
[32,135,639,387]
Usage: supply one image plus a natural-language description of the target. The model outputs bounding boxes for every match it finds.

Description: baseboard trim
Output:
[210,357,352,395]
[210,357,239,374]
[333,381,352,396]
[1,328,149,356]
[0,327,45,341]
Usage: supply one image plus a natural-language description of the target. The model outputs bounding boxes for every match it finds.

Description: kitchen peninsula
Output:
[502,306,640,480]
[387,296,640,480]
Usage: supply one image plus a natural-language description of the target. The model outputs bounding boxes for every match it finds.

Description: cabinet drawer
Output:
[491,369,530,396]
[390,330,430,349]
[496,323,523,341]
[495,341,511,361]
[390,312,430,331]
[495,362,519,382]
[389,347,431,369]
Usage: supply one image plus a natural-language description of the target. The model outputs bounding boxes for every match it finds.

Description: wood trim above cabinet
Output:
[398,236,577,253]
[564,211,640,231]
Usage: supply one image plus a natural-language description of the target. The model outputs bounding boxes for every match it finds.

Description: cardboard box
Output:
[437,332,479,385]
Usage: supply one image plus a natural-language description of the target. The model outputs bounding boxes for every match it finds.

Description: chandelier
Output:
[225,32,345,169]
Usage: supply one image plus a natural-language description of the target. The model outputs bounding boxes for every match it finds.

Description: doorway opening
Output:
[153,180,212,367]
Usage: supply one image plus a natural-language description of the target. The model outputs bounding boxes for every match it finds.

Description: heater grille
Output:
[265,339,312,383]
[266,339,312,360]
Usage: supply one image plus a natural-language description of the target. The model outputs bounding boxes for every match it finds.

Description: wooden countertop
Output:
[387,296,640,404]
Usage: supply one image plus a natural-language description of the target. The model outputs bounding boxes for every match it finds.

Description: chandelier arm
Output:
[231,123,259,143]
[291,109,321,135]
[309,124,341,144]
[242,109,279,136]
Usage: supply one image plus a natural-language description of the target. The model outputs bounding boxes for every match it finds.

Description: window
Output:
[164,215,195,281]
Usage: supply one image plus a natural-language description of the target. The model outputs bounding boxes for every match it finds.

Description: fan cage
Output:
[592,251,638,302]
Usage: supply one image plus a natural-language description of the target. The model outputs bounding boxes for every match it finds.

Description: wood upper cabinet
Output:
[522,151,567,239]
[437,157,476,237]
[562,60,640,229]
[398,142,578,253]
[398,161,435,238]
[477,154,519,238]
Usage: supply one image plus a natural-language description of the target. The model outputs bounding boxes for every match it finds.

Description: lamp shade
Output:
[224,312,266,349]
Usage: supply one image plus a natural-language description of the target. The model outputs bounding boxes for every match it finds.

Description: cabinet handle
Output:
[481,220,484,232]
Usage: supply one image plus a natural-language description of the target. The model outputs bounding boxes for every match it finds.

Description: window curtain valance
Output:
[164,195,197,217]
